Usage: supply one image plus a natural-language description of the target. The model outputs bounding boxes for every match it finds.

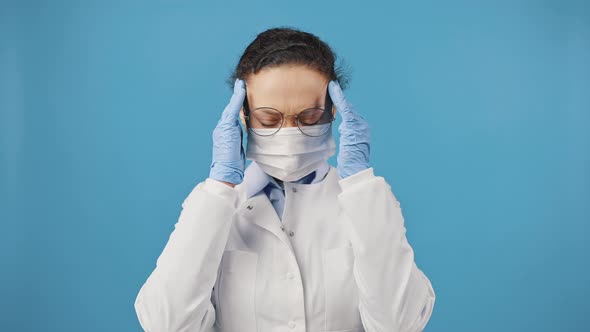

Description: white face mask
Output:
[245,123,336,182]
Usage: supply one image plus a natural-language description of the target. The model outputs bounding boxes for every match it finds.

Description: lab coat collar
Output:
[237,159,336,254]
[242,160,331,199]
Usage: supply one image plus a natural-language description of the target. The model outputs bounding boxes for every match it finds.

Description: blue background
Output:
[2,0,589,331]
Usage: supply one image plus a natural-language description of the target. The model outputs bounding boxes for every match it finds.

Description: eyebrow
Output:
[246,87,330,114]
[251,97,326,114]
[251,102,326,113]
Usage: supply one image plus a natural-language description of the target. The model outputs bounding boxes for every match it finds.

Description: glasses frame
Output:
[242,85,334,137]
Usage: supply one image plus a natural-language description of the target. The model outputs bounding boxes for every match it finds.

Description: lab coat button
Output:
[280,225,285,231]
[288,231,295,237]
[291,187,297,192]
[288,320,296,328]
[246,204,253,210]
[286,272,294,279]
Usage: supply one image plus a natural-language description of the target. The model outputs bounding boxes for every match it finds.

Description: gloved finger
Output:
[220,78,246,123]
[328,80,355,119]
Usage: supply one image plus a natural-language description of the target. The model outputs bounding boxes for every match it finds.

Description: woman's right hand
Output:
[208,78,246,187]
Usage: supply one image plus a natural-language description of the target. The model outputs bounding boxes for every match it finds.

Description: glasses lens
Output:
[249,108,282,136]
[298,108,333,136]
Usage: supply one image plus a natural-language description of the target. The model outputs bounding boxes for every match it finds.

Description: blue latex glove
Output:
[209,78,246,185]
[328,80,371,179]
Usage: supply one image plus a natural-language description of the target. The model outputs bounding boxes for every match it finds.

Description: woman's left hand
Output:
[328,80,371,179]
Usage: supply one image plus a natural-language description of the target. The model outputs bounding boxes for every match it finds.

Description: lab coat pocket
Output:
[322,245,364,332]
[216,249,258,332]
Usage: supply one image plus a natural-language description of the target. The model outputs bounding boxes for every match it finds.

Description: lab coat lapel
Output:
[238,192,295,253]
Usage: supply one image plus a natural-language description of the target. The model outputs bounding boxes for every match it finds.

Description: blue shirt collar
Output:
[243,160,331,199]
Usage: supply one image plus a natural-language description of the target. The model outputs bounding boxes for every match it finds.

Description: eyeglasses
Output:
[243,86,334,137]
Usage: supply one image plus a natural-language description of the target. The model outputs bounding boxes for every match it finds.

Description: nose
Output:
[283,115,298,127]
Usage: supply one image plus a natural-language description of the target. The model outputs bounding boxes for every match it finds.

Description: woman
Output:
[134,27,435,332]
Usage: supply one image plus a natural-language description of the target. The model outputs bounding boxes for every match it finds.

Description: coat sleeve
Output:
[337,167,436,332]
[134,178,240,332]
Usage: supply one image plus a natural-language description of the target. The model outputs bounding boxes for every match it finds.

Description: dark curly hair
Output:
[226,26,351,91]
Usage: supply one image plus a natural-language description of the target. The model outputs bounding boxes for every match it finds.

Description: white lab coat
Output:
[134,164,436,332]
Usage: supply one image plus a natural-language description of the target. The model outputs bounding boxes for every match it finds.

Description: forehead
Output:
[246,65,328,114]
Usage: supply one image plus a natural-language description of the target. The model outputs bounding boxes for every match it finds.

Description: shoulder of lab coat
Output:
[182,177,241,208]
[337,166,387,191]
[135,177,241,332]
[336,167,436,332]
